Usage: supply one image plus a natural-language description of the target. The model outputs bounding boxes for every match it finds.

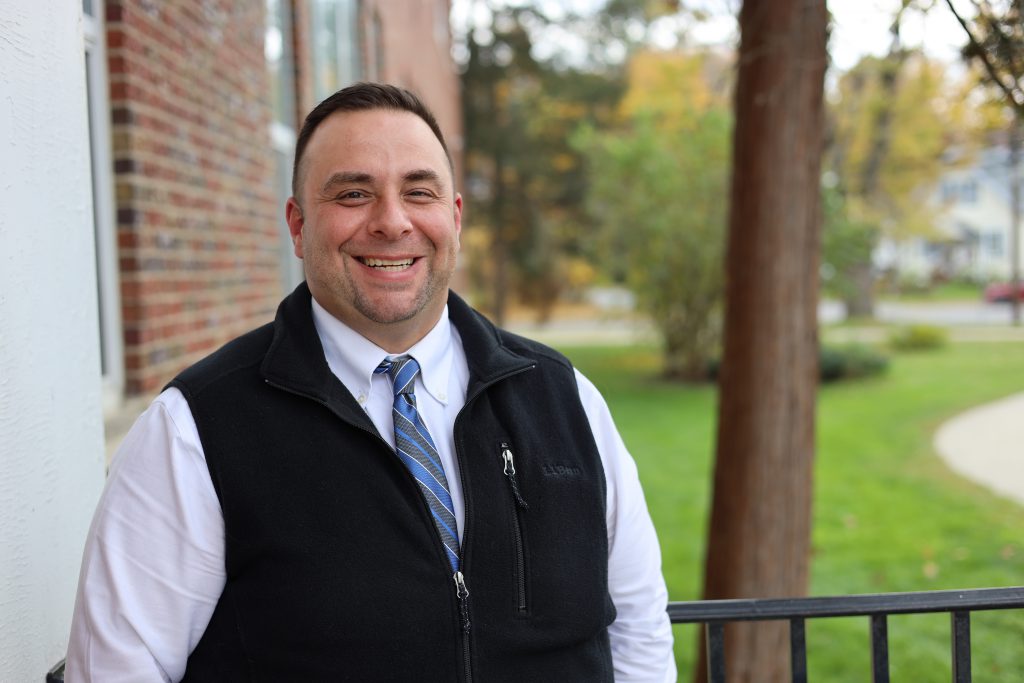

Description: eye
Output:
[335,190,369,202]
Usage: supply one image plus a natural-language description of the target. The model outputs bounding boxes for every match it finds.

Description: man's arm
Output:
[575,369,677,683]
[65,389,225,682]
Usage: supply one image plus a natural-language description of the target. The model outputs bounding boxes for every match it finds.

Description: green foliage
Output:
[821,184,879,305]
[573,77,731,380]
[888,324,949,351]
[459,4,627,321]
[561,341,1024,681]
[819,344,890,382]
[707,344,889,383]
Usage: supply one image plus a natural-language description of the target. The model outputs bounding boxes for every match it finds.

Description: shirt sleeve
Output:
[65,388,225,683]
[575,369,677,683]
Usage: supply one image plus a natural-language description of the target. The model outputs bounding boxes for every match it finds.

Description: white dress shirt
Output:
[66,300,676,682]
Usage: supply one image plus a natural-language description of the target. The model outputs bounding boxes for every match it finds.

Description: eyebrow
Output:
[403,169,443,185]
[320,172,373,194]
[318,169,446,194]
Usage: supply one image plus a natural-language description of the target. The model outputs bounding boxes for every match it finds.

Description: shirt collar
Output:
[311,298,454,407]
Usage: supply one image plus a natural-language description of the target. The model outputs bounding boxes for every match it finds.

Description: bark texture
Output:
[695,1,827,681]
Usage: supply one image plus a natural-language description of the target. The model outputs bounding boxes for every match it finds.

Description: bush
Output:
[888,324,948,351]
[707,345,889,384]
[819,345,890,383]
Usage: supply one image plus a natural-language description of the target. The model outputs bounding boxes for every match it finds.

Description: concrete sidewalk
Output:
[934,392,1024,506]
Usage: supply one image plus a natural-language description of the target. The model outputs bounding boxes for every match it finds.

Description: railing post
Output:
[790,618,807,683]
[951,610,971,683]
[706,622,726,683]
[870,614,889,683]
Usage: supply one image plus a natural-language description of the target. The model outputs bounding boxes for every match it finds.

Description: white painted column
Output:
[0,2,107,679]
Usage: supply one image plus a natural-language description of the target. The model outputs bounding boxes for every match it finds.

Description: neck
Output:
[315,297,447,355]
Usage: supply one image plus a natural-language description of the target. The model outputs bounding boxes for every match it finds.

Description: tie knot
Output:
[375,355,420,396]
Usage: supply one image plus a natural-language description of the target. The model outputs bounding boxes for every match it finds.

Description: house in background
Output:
[874,145,1023,285]
[86,0,462,413]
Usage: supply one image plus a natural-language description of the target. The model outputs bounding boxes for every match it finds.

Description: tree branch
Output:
[944,0,1024,114]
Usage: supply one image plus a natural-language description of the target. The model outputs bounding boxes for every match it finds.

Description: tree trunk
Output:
[695,1,826,681]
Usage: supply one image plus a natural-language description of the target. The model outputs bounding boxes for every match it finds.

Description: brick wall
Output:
[104,0,462,397]
[106,0,282,395]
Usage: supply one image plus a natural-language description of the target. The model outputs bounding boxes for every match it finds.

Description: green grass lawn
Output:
[560,341,1024,682]
[877,280,986,303]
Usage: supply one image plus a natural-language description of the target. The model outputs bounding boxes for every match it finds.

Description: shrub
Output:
[819,345,890,383]
[888,324,948,351]
[707,345,889,384]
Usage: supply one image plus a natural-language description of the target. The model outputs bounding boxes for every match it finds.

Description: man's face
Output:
[286,109,462,351]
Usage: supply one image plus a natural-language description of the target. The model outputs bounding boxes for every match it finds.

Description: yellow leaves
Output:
[617,49,727,128]
[551,153,576,172]
[830,53,965,238]
[565,257,596,290]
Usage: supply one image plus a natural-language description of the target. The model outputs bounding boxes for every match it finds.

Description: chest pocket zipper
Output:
[501,443,529,614]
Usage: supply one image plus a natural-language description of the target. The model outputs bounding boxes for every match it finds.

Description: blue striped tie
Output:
[375,356,460,572]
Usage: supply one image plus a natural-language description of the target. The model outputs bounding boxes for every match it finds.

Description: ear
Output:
[285,197,305,258]
[453,193,463,250]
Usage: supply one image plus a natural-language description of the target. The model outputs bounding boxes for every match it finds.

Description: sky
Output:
[824,0,968,70]
[451,0,976,74]
[655,0,973,72]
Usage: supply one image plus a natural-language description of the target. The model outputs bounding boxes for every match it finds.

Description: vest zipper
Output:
[501,443,529,613]
[451,362,536,683]
[454,570,472,683]
[267,377,477,680]
[271,362,537,683]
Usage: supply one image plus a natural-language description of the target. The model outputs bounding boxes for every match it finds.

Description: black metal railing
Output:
[668,585,1024,683]
[44,586,1024,682]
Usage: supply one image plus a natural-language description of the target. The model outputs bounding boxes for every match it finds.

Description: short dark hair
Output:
[291,82,452,198]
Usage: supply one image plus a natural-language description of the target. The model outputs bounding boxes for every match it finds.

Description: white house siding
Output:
[0,2,107,679]
[930,149,1024,281]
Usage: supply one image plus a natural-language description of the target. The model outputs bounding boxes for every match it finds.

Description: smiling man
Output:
[66,83,675,682]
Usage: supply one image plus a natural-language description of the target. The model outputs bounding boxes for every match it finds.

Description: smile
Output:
[358,257,415,272]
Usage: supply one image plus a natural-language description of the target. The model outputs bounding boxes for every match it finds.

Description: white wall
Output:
[0,1,107,679]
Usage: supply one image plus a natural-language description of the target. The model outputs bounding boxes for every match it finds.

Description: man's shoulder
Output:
[493,326,575,373]
[169,322,276,396]
[448,293,573,372]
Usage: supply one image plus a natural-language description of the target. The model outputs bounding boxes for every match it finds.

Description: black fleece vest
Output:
[171,284,616,682]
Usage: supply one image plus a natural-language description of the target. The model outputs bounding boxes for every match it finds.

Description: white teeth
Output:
[361,257,414,270]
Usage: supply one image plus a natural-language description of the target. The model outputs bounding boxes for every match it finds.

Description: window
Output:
[310,0,363,102]
[941,179,978,204]
[84,0,125,411]
[982,232,1004,257]
[266,0,303,291]
[363,8,384,81]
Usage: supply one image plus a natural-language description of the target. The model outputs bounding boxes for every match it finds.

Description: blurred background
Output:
[2,0,1022,680]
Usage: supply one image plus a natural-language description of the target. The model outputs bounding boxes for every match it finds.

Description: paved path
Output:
[934,392,1024,506]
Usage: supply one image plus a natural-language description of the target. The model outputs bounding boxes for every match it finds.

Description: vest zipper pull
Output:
[501,444,529,509]
[454,571,471,633]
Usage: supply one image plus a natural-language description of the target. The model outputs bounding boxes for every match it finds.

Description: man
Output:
[67,83,675,682]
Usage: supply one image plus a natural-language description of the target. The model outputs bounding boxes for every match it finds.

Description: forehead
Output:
[303,109,450,182]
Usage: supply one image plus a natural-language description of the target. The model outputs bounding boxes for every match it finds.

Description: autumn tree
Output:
[460,1,682,324]
[697,0,827,681]
[945,0,1023,322]
[825,0,966,314]
[576,50,732,380]
[945,0,1024,114]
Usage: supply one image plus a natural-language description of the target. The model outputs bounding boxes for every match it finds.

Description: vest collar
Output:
[261,283,535,419]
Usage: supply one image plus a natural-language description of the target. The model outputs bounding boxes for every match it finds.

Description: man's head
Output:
[286,83,462,353]
[292,83,454,199]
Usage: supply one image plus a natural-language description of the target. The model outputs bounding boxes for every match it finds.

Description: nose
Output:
[370,193,413,240]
